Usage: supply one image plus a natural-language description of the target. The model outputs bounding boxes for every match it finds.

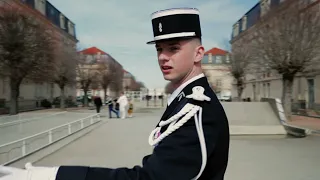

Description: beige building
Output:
[0,0,77,111]
[232,71,320,108]
[230,0,320,108]
[76,47,123,100]
[123,70,137,91]
[202,47,233,100]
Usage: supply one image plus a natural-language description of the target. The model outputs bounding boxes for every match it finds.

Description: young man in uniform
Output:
[0,7,230,180]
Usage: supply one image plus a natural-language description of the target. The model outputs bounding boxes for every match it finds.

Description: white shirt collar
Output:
[167,73,205,106]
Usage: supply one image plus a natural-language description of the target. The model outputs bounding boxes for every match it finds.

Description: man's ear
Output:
[194,45,205,63]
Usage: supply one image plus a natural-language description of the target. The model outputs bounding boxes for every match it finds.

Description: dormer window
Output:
[68,21,75,36]
[233,22,239,37]
[260,0,271,16]
[242,15,247,31]
[35,0,46,15]
[60,14,66,29]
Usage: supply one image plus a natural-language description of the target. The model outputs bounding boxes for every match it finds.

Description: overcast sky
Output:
[50,0,258,89]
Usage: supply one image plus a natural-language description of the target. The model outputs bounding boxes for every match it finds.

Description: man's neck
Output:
[166,71,205,106]
[172,68,202,90]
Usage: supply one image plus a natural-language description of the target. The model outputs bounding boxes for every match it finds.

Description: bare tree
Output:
[53,44,77,109]
[130,81,145,91]
[251,2,320,119]
[0,7,56,114]
[97,62,112,103]
[229,44,251,101]
[76,56,99,107]
[109,62,123,97]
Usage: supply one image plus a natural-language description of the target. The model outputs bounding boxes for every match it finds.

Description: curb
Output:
[292,114,320,120]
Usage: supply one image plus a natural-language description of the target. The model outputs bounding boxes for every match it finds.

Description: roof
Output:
[78,47,108,55]
[123,69,129,73]
[204,47,228,55]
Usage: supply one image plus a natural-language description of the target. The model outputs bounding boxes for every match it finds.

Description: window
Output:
[242,15,247,31]
[208,53,212,63]
[260,0,271,16]
[225,54,230,63]
[267,82,270,97]
[68,21,75,36]
[216,56,222,64]
[35,0,46,15]
[60,14,66,29]
[233,22,239,37]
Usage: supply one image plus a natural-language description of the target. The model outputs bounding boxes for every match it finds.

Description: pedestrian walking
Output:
[117,92,128,119]
[93,96,102,114]
[107,99,119,118]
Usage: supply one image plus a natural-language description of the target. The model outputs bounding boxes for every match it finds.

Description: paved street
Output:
[0,111,96,145]
[34,108,320,180]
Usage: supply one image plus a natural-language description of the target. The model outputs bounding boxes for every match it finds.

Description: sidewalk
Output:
[34,109,164,167]
[33,109,320,180]
[289,115,320,132]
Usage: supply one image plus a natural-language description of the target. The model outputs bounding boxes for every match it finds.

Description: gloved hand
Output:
[0,162,58,180]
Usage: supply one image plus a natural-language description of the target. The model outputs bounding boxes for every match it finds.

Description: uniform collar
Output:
[167,73,205,106]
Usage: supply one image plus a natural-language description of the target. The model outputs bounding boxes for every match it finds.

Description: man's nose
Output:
[158,52,170,62]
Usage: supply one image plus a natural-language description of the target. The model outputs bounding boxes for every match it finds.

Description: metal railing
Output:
[0,113,101,165]
[0,112,67,128]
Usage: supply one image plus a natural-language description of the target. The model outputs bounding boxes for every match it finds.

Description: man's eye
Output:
[156,48,162,52]
[170,47,179,51]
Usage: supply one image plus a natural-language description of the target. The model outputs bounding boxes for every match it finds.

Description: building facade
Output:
[0,0,78,110]
[230,0,320,108]
[202,47,233,100]
[76,47,123,100]
[123,70,136,91]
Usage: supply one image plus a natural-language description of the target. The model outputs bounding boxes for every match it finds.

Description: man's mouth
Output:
[161,66,172,70]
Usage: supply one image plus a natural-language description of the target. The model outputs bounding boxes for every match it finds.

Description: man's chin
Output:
[163,74,173,81]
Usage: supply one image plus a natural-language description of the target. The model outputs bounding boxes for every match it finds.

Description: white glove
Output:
[0,162,59,180]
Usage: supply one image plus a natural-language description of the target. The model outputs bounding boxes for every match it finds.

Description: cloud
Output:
[49,0,257,89]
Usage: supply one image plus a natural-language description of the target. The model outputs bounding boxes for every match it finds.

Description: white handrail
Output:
[0,113,102,165]
[0,111,67,128]
[0,113,98,148]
